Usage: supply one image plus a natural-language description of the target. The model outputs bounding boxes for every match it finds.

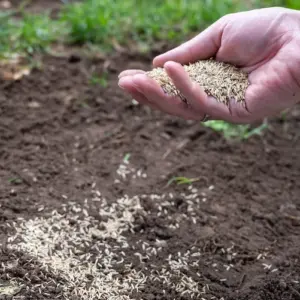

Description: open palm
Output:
[118,7,300,123]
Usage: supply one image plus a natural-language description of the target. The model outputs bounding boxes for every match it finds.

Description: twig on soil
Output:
[283,214,300,221]
[176,138,190,150]
[163,149,172,159]
[238,274,247,289]
[163,138,191,160]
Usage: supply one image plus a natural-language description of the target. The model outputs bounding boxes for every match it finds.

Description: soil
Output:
[0,5,300,300]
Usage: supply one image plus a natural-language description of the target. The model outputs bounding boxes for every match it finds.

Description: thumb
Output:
[153,18,227,67]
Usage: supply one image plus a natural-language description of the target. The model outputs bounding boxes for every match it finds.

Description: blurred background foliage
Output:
[0,0,298,57]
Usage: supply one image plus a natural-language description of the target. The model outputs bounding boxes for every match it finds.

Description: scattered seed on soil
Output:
[147,59,249,105]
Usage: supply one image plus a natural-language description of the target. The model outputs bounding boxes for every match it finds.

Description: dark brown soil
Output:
[0,46,300,300]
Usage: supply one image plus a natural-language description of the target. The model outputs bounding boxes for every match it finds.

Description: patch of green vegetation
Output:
[89,73,108,87]
[15,14,61,54]
[59,0,247,48]
[0,0,295,58]
[80,101,90,109]
[123,153,131,163]
[284,0,300,9]
[203,120,268,140]
[167,176,200,186]
[8,178,22,184]
[0,10,63,58]
[280,109,289,122]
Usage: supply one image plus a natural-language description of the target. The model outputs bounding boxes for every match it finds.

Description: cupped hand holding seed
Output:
[118,7,300,124]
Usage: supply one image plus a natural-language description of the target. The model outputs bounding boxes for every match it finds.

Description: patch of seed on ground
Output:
[3,187,235,299]
[3,159,282,300]
[0,249,67,299]
[3,157,291,300]
[8,195,146,300]
[6,197,208,299]
[115,155,147,183]
[5,183,230,300]
[147,59,249,105]
[5,186,290,300]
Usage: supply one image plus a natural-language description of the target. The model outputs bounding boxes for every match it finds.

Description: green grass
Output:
[167,176,200,186]
[60,0,300,49]
[89,73,109,87]
[283,0,300,9]
[123,153,131,163]
[59,0,247,48]
[1,0,297,57]
[202,120,268,140]
[80,101,90,109]
[8,177,22,184]
[0,11,62,58]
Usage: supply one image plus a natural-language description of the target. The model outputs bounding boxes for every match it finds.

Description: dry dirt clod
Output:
[147,59,249,105]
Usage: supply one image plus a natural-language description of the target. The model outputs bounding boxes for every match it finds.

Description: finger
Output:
[118,69,146,79]
[164,61,207,112]
[118,75,160,110]
[120,73,219,121]
[153,18,227,67]
[164,61,249,122]
[119,74,165,107]
[131,74,203,120]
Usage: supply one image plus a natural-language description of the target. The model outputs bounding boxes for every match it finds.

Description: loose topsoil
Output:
[0,30,300,300]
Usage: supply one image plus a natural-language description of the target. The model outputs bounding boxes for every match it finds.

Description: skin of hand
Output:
[118,7,300,124]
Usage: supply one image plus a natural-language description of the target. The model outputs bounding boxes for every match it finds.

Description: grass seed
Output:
[147,59,249,105]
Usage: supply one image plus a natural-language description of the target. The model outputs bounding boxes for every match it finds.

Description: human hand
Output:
[118,7,300,123]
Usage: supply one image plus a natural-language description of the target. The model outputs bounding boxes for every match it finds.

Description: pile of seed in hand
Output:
[147,59,249,105]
